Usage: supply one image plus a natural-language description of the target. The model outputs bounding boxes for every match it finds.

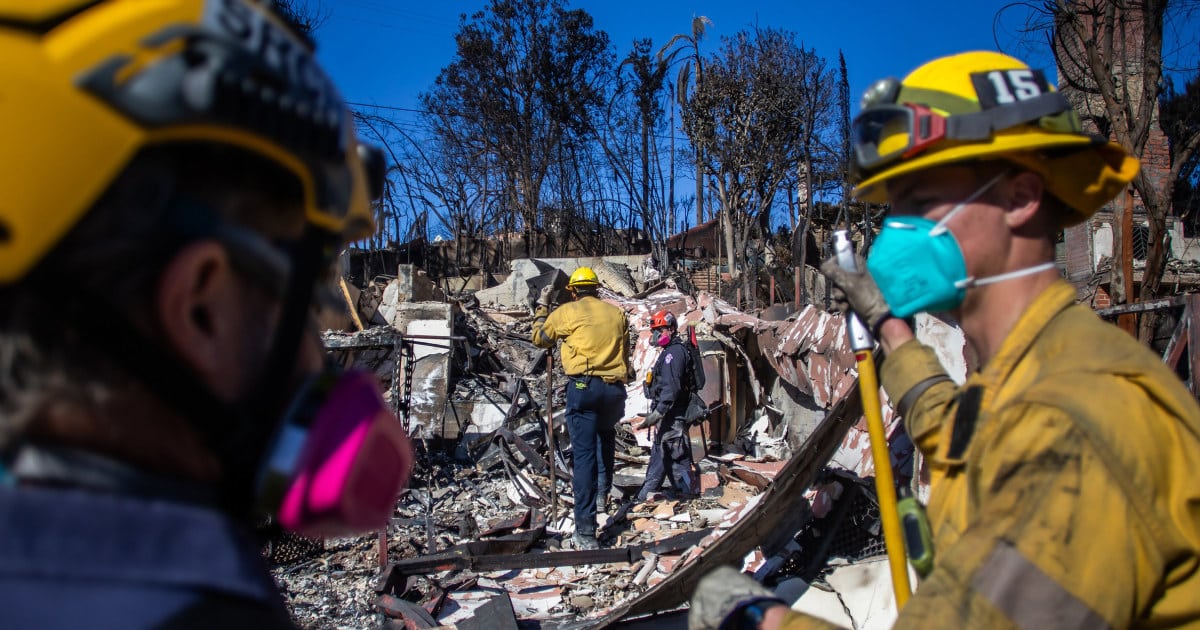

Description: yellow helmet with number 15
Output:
[851,51,1138,225]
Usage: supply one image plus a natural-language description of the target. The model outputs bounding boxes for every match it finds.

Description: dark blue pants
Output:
[637,414,699,501]
[565,376,625,536]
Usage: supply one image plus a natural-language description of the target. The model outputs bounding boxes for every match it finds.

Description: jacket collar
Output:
[976,279,1077,389]
[0,485,278,603]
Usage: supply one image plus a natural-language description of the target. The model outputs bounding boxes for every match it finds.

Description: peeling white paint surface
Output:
[826,559,899,629]
[914,314,969,384]
[1093,222,1113,271]
[406,319,450,360]
[790,584,855,628]
[437,588,515,626]
[508,585,563,619]
[465,399,509,439]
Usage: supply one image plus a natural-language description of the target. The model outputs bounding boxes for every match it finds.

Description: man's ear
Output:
[156,240,245,399]
[1004,171,1046,231]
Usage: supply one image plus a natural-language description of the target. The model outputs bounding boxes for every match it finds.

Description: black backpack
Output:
[683,325,711,424]
[684,325,705,391]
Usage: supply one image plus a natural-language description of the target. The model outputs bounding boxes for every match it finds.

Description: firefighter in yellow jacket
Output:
[690,51,1200,629]
[532,267,632,550]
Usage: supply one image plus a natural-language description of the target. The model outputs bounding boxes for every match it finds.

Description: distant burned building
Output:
[666,219,721,259]
[1053,3,1188,304]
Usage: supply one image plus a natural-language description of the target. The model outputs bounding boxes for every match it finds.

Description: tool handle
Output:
[833,229,860,272]
[832,230,874,350]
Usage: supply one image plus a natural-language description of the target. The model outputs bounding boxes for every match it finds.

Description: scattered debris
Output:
[271,254,963,629]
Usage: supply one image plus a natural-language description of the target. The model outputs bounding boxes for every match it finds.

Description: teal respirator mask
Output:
[866,171,1057,318]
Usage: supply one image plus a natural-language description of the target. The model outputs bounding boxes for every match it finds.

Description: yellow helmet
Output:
[851,51,1138,225]
[0,0,384,284]
[568,266,599,289]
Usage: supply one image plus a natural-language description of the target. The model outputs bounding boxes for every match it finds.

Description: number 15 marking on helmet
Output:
[985,69,1044,105]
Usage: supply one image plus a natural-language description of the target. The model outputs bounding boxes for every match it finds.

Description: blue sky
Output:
[306,1,1196,238]
[311,0,1057,123]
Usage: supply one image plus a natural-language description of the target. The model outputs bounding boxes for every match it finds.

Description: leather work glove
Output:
[819,254,893,334]
[536,285,556,307]
[641,409,664,429]
[688,566,785,630]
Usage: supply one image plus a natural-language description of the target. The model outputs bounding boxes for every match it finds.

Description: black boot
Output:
[573,532,599,550]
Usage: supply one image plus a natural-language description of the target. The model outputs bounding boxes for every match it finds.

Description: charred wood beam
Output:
[1095,295,1186,318]
[502,457,550,507]
[497,427,571,482]
[461,530,544,557]
[374,594,438,627]
[479,508,545,538]
[1163,306,1189,369]
[322,330,467,350]
[378,530,710,594]
[592,382,864,627]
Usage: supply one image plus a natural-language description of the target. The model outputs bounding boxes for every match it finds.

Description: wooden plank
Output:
[1095,295,1187,318]
[339,276,365,331]
[1189,296,1200,396]
[1162,304,1189,370]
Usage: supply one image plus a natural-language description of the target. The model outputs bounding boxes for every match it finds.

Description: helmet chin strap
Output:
[954,262,1059,290]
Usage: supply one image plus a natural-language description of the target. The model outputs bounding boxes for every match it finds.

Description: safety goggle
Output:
[851,85,1075,179]
[852,103,948,176]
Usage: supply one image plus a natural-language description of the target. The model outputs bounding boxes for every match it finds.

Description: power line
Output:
[347,100,693,143]
[348,101,427,114]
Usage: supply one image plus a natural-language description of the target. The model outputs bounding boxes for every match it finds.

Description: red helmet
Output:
[650,310,677,330]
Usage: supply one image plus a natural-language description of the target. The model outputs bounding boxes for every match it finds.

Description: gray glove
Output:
[536,285,555,307]
[819,254,893,333]
[688,566,784,630]
[641,409,664,428]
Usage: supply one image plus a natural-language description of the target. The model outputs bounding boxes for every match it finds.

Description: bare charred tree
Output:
[357,109,513,274]
[269,0,328,39]
[837,51,852,231]
[660,16,713,226]
[599,39,673,268]
[420,0,611,259]
[1161,75,1200,234]
[682,27,837,308]
[1044,0,1200,340]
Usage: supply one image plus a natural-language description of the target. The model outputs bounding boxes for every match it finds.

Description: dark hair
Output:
[0,144,303,445]
[573,285,598,296]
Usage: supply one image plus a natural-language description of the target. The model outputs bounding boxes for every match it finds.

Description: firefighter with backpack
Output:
[636,310,702,502]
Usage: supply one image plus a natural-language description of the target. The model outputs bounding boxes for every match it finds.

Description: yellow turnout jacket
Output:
[782,280,1200,628]
[531,295,631,384]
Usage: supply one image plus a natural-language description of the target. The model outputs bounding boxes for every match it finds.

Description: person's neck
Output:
[28,389,222,484]
[960,266,1060,366]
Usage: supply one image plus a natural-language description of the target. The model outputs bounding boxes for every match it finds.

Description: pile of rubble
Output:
[268,255,964,629]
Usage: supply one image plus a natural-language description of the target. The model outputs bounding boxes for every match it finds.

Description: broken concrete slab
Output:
[474,256,645,309]
[378,264,442,323]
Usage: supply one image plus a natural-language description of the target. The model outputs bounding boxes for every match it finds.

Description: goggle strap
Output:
[945,92,1071,141]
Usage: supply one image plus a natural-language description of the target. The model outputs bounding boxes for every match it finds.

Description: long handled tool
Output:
[546,353,559,523]
[834,229,912,608]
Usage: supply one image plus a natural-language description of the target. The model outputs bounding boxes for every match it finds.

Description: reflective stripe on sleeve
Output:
[971,540,1109,630]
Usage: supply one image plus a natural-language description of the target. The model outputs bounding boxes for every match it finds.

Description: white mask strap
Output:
[930,171,1009,237]
[955,262,1059,290]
